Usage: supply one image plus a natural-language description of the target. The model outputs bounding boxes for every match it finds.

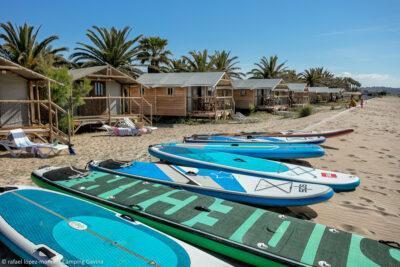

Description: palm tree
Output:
[247,55,287,79]
[211,50,244,79]
[279,69,301,82]
[70,26,142,76]
[300,68,321,87]
[182,50,215,72]
[162,58,189,73]
[137,37,172,73]
[0,22,67,70]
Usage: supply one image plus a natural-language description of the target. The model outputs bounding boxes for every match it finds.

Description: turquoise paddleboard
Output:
[90,159,334,206]
[165,142,325,159]
[0,186,230,267]
[148,144,360,191]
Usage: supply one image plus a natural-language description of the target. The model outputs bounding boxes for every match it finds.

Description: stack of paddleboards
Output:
[21,166,399,266]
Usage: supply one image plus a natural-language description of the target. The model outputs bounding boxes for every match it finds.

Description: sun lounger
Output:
[100,125,141,136]
[100,117,157,136]
[122,117,158,132]
[0,129,68,158]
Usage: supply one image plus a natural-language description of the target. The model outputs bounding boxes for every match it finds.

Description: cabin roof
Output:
[69,65,140,85]
[137,72,226,88]
[287,83,307,92]
[308,87,341,93]
[0,56,58,83]
[232,79,282,90]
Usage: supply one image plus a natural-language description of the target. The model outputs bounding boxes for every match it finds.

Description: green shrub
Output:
[298,105,313,117]
[249,104,256,114]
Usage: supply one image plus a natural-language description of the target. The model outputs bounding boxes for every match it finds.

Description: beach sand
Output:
[0,96,399,243]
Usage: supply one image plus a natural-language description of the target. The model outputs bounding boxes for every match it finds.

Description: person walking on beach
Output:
[349,95,357,108]
[360,95,364,108]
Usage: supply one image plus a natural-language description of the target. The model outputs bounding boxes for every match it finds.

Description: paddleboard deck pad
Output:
[90,159,334,207]
[165,142,325,159]
[184,135,326,145]
[0,186,230,267]
[149,144,360,191]
[32,167,399,267]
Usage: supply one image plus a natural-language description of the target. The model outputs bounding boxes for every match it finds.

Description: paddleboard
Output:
[0,186,230,267]
[193,128,354,138]
[148,144,360,191]
[89,159,334,207]
[32,167,400,267]
[165,142,325,159]
[184,135,326,145]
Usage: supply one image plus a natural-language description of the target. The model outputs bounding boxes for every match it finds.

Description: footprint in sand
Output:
[373,205,386,212]
[340,139,346,142]
[341,224,367,235]
[359,146,368,149]
[360,197,373,203]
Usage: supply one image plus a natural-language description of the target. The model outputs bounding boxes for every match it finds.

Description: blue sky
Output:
[1,0,400,87]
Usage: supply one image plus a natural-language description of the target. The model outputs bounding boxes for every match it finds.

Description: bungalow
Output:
[232,79,289,110]
[287,83,309,105]
[133,72,234,119]
[308,87,341,103]
[0,56,67,142]
[69,65,151,133]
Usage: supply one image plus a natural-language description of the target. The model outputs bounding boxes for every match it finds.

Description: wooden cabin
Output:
[69,65,151,133]
[232,79,289,110]
[132,72,234,119]
[287,83,310,105]
[309,87,341,103]
[342,91,361,101]
[0,56,69,143]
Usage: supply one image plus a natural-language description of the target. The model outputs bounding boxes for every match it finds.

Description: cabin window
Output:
[93,82,105,96]
[167,88,174,95]
[240,90,246,96]
[140,87,145,95]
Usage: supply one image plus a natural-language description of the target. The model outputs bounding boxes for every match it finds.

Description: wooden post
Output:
[35,81,41,123]
[47,80,53,142]
[28,80,35,125]
[121,84,125,114]
[107,94,111,125]
[67,109,72,145]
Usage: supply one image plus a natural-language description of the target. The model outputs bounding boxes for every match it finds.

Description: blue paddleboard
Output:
[148,144,360,192]
[185,135,326,144]
[164,142,325,159]
[90,160,334,207]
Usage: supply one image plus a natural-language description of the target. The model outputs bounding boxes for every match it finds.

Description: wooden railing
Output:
[0,99,70,143]
[77,95,152,125]
[189,96,235,113]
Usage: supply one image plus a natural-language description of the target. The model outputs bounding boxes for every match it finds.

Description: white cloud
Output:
[337,72,400,87]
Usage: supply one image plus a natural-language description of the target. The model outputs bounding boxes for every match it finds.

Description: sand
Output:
[0,96,399,242]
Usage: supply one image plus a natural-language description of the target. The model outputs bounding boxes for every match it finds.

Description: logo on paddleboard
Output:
[321,172,337,178]
[68,221,87,231]
[254,179,294,193]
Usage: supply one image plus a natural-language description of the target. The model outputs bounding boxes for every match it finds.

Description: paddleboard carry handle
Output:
[230,144,239,146]
[119,214,136,223]
[36,246,56,259]
[0,186,18,193]
[234,158,246,162]
[194,206,211,212]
